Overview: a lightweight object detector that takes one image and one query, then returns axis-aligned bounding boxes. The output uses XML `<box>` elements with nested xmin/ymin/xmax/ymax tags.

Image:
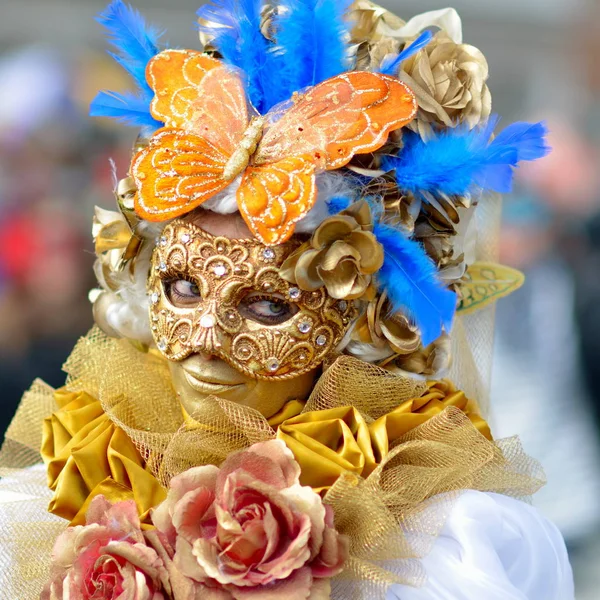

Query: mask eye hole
<box><xmin>238</xmin><ymin>293</ymin><xmax>298</xmax><ymax>325</ymax></box>
<box><xmin>164</xmin><ymin>278</ymin><xmax>201</xmax><ymax>308</ymax></box>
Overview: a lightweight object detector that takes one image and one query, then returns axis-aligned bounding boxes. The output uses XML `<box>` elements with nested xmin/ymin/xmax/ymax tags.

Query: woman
<box><xmin>0</xmin><ymin>1</ymin><xmax>574</xmax><ymax>598</ymax></box>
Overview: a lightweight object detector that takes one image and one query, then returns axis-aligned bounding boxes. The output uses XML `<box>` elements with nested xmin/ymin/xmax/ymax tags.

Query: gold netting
<box><xmin>68</xmin><ymin>330</ymin><xmax>544</xmax><ymax>596</ymax></box>
<box><xmin>0</xmin><ymin>327</ymin><xmax>544</xmax><ymax>599</ymax></box>
<box><xmin>0</xmin><ymin>380</ymin><xmax>65</xmax><ymax>598</ymax></box>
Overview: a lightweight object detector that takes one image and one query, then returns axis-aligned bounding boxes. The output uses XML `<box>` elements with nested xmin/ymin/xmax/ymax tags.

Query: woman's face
<box><xmin>159</xmin><ymin>211</ymin><xmax>321</xmax><ymax>419</ymax></box>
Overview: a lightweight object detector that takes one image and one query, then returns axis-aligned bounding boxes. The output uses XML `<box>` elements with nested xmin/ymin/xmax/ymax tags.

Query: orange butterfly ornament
<box><xmin>132</xmin><ymin>49</ymin><xmax>417</xmax><ymax>245</ymax></box>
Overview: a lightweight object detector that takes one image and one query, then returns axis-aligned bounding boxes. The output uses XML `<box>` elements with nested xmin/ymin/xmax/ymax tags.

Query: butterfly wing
<box><xmin>237</xmin><ymin>71</ymin><xmax>415</xmax><ymax>243</ymax></box>
<box><xmin>133</xmin><ymin>128</ymin><xmax>230</xmax><ymax>222</ymax></box>
<box><xmin>256</xmin><ymin>72</ymin><xmax>417</xmax><ymax>170</ymax></box>
<box><xmin>238</xmin><ymin>157</ymin><xmax>316</xmax><ymax>245</ymax></box>
<box><xmin>134</xmin><ymin>50</ymin><xmax>252</xmax><ymax>220</ymax></box>
<box><xmin>148</xmin><ymin>49</ymin><xmax>250</xmax><ymax>152</ymax></box>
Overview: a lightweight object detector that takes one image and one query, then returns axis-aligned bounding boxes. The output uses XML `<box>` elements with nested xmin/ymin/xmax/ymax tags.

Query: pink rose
<box><xmin>152</xmin><ymin>440</ymin><xmax>349</xmax><ymax>600</ymax></box>
<box><xmin>42</xmin><ymin>496</ymin><xmax>170</xmax><ymax>600</ymax></box>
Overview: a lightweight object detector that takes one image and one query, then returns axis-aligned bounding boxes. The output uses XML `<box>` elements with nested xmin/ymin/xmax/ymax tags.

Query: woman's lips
<box><xmin>183</xmin><ymin>371</ymin><xmax>245</xmax><ymax>395</ymax></box>
<box><xmin>181</xmin><ymin>357</ymin><xmax>247</xmax><ymax>394</ymax></box>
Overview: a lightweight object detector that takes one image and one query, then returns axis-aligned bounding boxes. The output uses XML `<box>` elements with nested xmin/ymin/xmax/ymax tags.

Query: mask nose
<box><xmin>191</xmin><ymin>308</ymin><xmax>225</xmax><ymax>356</ymax></box>
<box><xmin>196</xmin><ymin>351</ymin><xmax>216</xmax><ymax>362</ymax></box>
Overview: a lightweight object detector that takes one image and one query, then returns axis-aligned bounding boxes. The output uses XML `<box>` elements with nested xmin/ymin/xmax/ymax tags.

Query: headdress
<box><xmin>0</xmin><ymin>2</ymin><xmax>552</xmax><ymax>598</ymax></box>
<box><xmin>90</xmin><ymin>0</ymin><xmax>547</xmax><ymax>381</ymax></box>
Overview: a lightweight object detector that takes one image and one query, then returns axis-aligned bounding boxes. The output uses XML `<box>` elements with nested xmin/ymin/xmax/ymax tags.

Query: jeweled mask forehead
<box><xmin>148</xmin><ymin>220</ymin><xmax>357</xmax><ymax>379</ymax></box>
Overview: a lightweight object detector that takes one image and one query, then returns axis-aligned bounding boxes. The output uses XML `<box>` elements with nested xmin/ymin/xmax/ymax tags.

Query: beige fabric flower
<box><xmin>400</xmin><ymin>32</ymin><xmax>492</xmax><ymax>136</ymax></box>
<box><xmin>383</xmin><ymin>332</ymin><xmax>452</xmax><ymax>378</ymax></box>
<box><xmin>280</xmin><ymin>201</ymin><xmax>384</xmax><ymax>300</ymax></box>
<box><xmin>352</xmin><ymin>292</ymin><xmax>421</xmax><ymax>356</ymax></box>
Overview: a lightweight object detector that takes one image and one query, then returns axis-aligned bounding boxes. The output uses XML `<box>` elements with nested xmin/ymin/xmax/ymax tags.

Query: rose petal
<box><xmin>294</xmin><ymin>249</ymin><xmax>326</xmax><ymax>291</ymax></box>
<box><xmin>172</xmin><ymin>487</ymin><xmax>216</xmax><ymax>543</ymax></box>
<box><xmin>218</xmin><ymin>441</ymin><xmax>299</xmax><ymax>494</ymax></box>
<box><xmin>152</xmin><ymin>465</ymin><xmax>219</xmax><ymax>541</ymax></box>
<box><xmin>242</xmin><ymin>440</ymin><xmax>301</xmax><ymax>488</ymax></box>
<box><xmin>174</xmin><ymin>536</ymin><xmax>213</xmax><ymax>583</ymax></box>
<box><xmin>312</xmin><ymin>217</ymin><xmax>357</xmax><ymax>248</ymax></box>
<box><xmin>229</xmin><ymin>567</ymin><xmax>314</xmax><ymax>600</ymax></box>
<box><xmin>319</xmin><ymin>242</ymin><xmax>361</xmax><ymax>272</ymax></box>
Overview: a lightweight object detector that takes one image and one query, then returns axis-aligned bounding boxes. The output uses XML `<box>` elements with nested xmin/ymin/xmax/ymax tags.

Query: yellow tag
<box><xmin>457</xmin><ymin>262</ymin><xmax>525</xmax><ymax>315</ymax></box>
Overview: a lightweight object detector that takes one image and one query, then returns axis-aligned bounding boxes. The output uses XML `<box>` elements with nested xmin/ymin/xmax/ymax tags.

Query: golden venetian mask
<box><xmin>148</xmin><ymin>220</ymin><xmax>357</xmax><ymax>380</ymax></box>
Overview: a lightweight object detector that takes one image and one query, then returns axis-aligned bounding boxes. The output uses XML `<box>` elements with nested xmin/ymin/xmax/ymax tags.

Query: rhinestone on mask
<box><xmin>289</xmin><ymin>287</ymin><xmax>301</xmax><ymax>301</ymax></box>
<box><xmin>157</xmin><ymin>338</ymin><xmax>168</xmax><ymax>352</ymax></box>
<box><xmin>316</xmin><ymin>335</ymin><xmax>327</xmax><ymax>347</ymax></box>
<box><xmin>213</xmin><ymin>264</ymin><xmax>227</xmax><ymax>277</ymax></box>
<box><xmin>298</xmin><ymin>320</ymin><xmax>312</xmax><ymax>334</ymax></box>
<box><xmin>150</xmin><ymin>292</ymin><xmax>159</xmax><ymax>305</ymax></box>
<box><xmin>180</xmin><ymin>233</ymin><xmax>191</xmax><ymax>244</ymax></box>
<box><xmin>266</xmin><ymin>357</ymin><xmax>280</xmax><ymax>372</ymax></box>
<box><xmin>200</xmin><ymin>314</ymin><xmax>215</xmax><ymax>328</ymax></box>
<box><xmin>262</xmin><ymin>248</ymin><xmax>275</xmax><ymax>261</ymax></box>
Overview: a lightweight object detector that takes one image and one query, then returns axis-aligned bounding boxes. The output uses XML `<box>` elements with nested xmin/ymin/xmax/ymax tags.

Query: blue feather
<box><xmin>327</xmin><ymin>195</ymin><xmax>352</xmax><ymax>215</ymax></box>
<box><xmin>374</xmin><ymin>223</ymin><xmax>456</xmax><ymax>346</ymax></box>
<box><xmin>90</xmin><ymin>0</ymin><xmax>163</xmax><ymax>129</ymax></box>
<box><xmin>380</xmin><ymin>30</ymin><xmax>433</xmax><ymax>75</ymax></box>
<box><xmin>271</xmin><ymin>0</ymin><xmax>353</xmax><ymax>105</ymax></box>
<box><xmin>382</xmin><ymin>117</ymin><xmax>550</xmax><ymax>197</ymax></box>
<box><xmin>97</xmin><ymin>0</ymin><xmax>162</xmax><ymax>92</ymax></box>
<box><xmin>90</xmin><ymin>91</ymin><xmax>161</xmax><ymax>130</ymax></box>
<box><xmin>197</xmin><ymin>0</ymin><xmax>277</xmax><ymax>113</ymax></box>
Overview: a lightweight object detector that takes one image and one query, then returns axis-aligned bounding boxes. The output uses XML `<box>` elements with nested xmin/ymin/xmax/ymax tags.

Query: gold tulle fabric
<box><xmin>277</xmin><ymin>380</ymin><xmax>491</xmax><ymax>494</ymax></box>
<box><xmin>0</xmin><ymin>328</ymin><xmax>544</xmax><ymax>598</ymax></box>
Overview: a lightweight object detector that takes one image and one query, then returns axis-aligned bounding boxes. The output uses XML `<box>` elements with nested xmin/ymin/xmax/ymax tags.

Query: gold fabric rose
<box><xmin>369</xmin><ymin>379</ymin><xmax>492</xmax><ymax>463</ymax></box>
<box><xmin>280</xmin><ymin>200</ymin><xmax>384</xmax><ymax>300</ymax></box>
<box><xmin>352</xmin><ymin>292</ymin><xmax>422</xmax><ymax>355</ymax></box>
<box><xmin>41</xmin><ymin>388</ymin><xmax>166</xmax><ymax>526</ymax></box>
<box><xmin>277</xmin><ymin>406</ymin><xmax>378</xmax><ymax>493</ymax></box>
<box><xmin>278</xmin><ymin>381</ymin><xmax>490</xmax><ymax>493</ymax></box>
<box><xmin>383</xmin><ymin>332</ymin><xmax>452</xmax><ymax>378</ymax></box>
<box><xmin>400</xmin><ymin>32</ymin><xmax>491</xmax><ymax>136</ymax></box>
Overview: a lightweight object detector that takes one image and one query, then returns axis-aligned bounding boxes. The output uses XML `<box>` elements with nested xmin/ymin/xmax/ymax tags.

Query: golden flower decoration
<box><xmin>352</xmin><ymin>292</ymin><xmax>421</xmax><ymax>355</ymax></box>
<box><xmin>280</xmin><ymin>200</ymin><xmax>384</xmax><ymax>300</ymax></box>
<box><xmin>92</xmin><ymin>177</ymin><xmax>143</xmax><ymax>287</ymax></box>
<box><xmin>350</xmin><ymin>0</ymin><xmax>406</xmax><ymax>71</ymax></box>
<box><xmin>91</xmin><ymin>177</ymin><xmax>147</xmax><ymax>339</ymax></box>
<box><xmin>41</xmin><ymin>388</ymin><xmax>166</xmax><ymax>526</ymax></box>
<box><xmin>400</xmin><ymin>31</ymin><xmax>491</xmax><ymax>136</ymax></box>
<box><xmin>382</xmin><ymin>332</ymin><xmax>452</xmax><ymax>378</ymax></box>
<box><xmin>277</xmin><ymin>379</ymin><xmax>491</xmax><ymax>493</ymax></box>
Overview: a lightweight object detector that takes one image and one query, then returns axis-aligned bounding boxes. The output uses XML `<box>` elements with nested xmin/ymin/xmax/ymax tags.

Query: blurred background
<box><xmin>0</xmin><ymin>0</ymin><xmax>599</xmax><ymax>596</ymax></box>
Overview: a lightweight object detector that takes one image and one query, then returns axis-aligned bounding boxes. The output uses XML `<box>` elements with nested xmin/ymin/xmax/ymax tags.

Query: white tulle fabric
<box><xmin>388</xmin><ymin>491</ymin><xmax>574</xmax><ymax>600</ymax></box>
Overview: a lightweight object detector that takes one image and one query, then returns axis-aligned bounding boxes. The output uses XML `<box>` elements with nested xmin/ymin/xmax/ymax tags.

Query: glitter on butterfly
<box><xmin>131</xmin><ymin>49</ymin><xmax>417</xmax><ymax>245</ymax></box>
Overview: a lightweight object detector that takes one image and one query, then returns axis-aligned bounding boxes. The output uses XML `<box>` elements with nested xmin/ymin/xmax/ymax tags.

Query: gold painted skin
<box><xmin>169</xmin><ymin>353</ymin><xmax>318</xmax><ymax>419</ymax></box>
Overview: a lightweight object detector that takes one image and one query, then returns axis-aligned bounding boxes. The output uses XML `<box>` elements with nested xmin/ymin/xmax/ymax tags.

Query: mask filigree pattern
<box><xmin>148</xmin><ymin>220</ymin><xmax>356</xmax><ymax>379</ymax></box>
